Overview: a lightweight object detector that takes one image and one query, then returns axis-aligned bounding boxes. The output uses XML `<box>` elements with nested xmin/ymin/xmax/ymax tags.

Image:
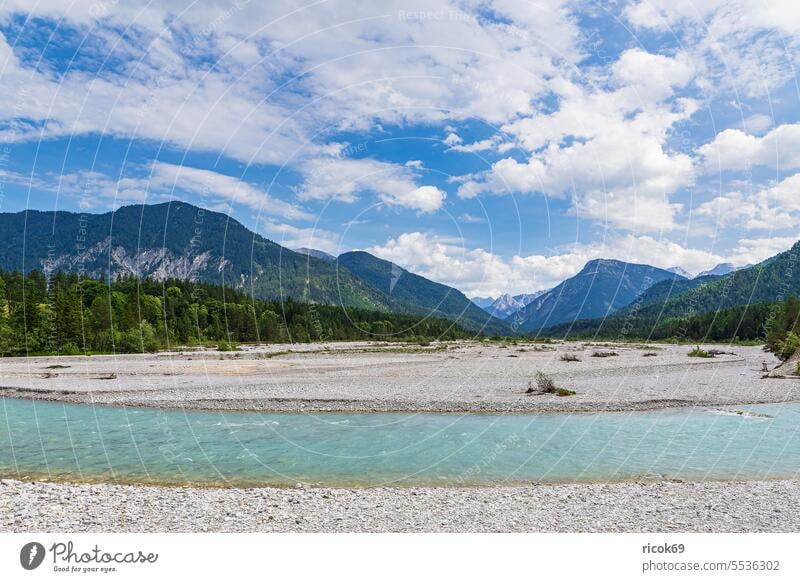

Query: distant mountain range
<box><xmin>472</xmin><ymin>291</ymin><xmax>548</xmax><ymax>318</ymax></box>
<box><xmin>1</xmin><ymin>201</ymin><xmax>795</xmax><ymax>340</ymax></box>
<box><xmin>512</xmin><ymin>259</ymin><xmax>681</xmax><ymax>333</ymax></box>
<box><xmin>631</xmin><ymin>243</ymin><xmax>799</xmax><ymax>319</ymax></box>
<box><xmin>668</xmin><ymin>266</ymin><xmax>692</xmax><ymax>278</ymax></box>
<box><xmin>540</xmin><ymin>243</ymin><xmax>800</xmax><ymax>338</ymax></box>
<box><xmin>614</xmin><ymin>274</ymin><xmax>722</xmax><ymax>316</ymax></box>
<box><xmin>695</xmin><ymin>262</ymin><xmax>738</xmax><ymax>278</ymax></box>
<box><xmin>0</xmin><ymin>202</ymin><xmax>507</xmax><ymax>334</ymax></box>
<box><xmin>337</xmin><ymin>251</ymin><xmax>508</xmax><ymax>335</ymax></box>
<box><xmin>294</xmin><ymin>247</ymin><xmax>336</xmax><ymax>262</ymax></box>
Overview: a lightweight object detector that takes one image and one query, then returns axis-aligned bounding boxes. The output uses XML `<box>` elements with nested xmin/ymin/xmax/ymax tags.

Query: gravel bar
<box><xmin>1</xmin><ymin>478</ymin><xmax>797</xmax><ymax>532</ymax></box>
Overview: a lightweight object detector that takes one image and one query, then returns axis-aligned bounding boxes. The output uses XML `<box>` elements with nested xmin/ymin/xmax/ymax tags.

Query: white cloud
<box><xmin>262</xmin><ymin>222</ymin><xmax>341</xmax><ymax>254</ymax></box>
<box><xmin>728</xmin><ymin>236</ymin><xmax>799</xmax><ymax>266</ymax></box>
<box><xmin>458</xmin><ymin>213</ymin><xmax>486</xmax><ymax>224</ymax></box>
<box><xmin>367</xmin><ymin>231</ymin><xmax>730</xmax><ymax>296</ymax></box>
<box><xmin>455</xmin><ymin>49</ymin><xmax>698</xmax><ymax>232</ymax></box>
<box><xmin>18</xmin><ymin>162</ymin><xmax>312</xmax><ymax>220</ymax></box>
<box><xmin>697</xmin><ymin>123</ymin><xmax>800</xmax><ymax>171</ymax></box>
<box><xmin>297</xmin><ymin>157</ymin><xmax>445</xmax><ymax>213</ymax></box>
<box><xmin>626</xmin><ymin>0</ymin><xmax>800</xmax><ymax>98</ymax></box>
<box><xmin>741</xmin><ymin>113</ymin><xmax>773</xmax><ymax>134</ymax></box>
<box><xmin>147</xmin><ymin>163</ymin><xmax>312</xmax><ymax>220</ymax></box>
<box><xmin>443</xmin><ymin>133</ymin><xmax>462</xmax><ymax>146</ymax></box>
<box><xmin>695</xmin><ymin>173</ymin><xmax>800</xmax><ymax>230</ymax></box>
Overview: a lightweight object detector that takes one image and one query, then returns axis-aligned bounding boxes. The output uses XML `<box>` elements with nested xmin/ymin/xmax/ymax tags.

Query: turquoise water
<box><xmin>1</xmin><ymin>398</ymin><xmax>799</xmax><ymax>487</ymax></box>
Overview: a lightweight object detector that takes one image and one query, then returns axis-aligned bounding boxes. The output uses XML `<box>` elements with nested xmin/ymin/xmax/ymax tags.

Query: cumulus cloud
<box><xmin>728</xmin><ymin>236</ymin><xmax>799</xmax><ymax>266</ymax></box>
<box><xmin>18</xmin><ymin>162</ymin><xmax>312</xmax><ymax>220</ymax></box>
<box><xmin>695</xmin><ymin>173</ymin><xmax>800</xmax><ymax>230</ymax></box>
<box><xmin>697</xmin><ymin>123</ymin><xmax>800</xmax><ymax>171</ymax></box>
<box><xmin>626</xmin><ymin>0</ymin><xmax>800</xmax><ymax>98</ymax></box>
<box><xmin>455</xmin><ymin>49</ymin><xmax>697</xmax><ymax>232</ymax></box>
<box><xmin>262</xmin><ymin>222</ymin><xmax>341</xmax><ymax>254</ymax></box>
<box><xmin>147</xmin><ymin>163</ymin><xmax>312</xmax><ymax>220</ymax></box>
<box><xmin>297</xmin><ymin>157</ymin><xmax>445</xmax><ymax>213</ymax></box>
<box><xmin>366</xmin><ymin>231</ymin><xmax>732</xmax><ymax>296</ymax></box>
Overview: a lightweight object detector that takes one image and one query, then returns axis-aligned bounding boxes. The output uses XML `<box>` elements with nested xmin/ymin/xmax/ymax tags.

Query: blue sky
<box><xmin>0</xmin><ymin>1</ymin><xmax>798</xmax><ymax>297</ymax></box>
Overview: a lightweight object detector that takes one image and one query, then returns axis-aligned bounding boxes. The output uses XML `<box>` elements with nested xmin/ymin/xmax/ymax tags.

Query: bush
<box><xmin>217</xmin><ymin>341</ymin><xmax>237</xmax><ymax>352</ymax></box>
<box><xmin>776</xmin><ymin>332</ymin><xmax>800</xmax><ymax>361</ymax></box>
<box><xmin>560</xmin><ymin>353</ymin><xmax>580</xmax><ymax>362</ymax></box>
<box><xmin>59</xmin><ymin>342</ymin><xmax>82</xmax><ymax>356</ymax></box>
<box><xmin>687</xmin><ymin>346</ymin><xmax>713</xmax><ymax>358</ymax></box>
<box><xmin>556</xmin><ymin>388</ymin><xmax>576</xmax><ymax>396</ymax></box>
<box><xmin>527</xmin><ymin>371</ymin><xmax>557</xmax><ymax>394</ymax></box>
<box><xmin>118</xmin><ymin>322</ymin><xmax>158</xmax><ymax>353</ymax></box>
<box><xmin>591</xmin><ymin>351</ymin><xmax>619</xmax><ymax>358</ymax></box>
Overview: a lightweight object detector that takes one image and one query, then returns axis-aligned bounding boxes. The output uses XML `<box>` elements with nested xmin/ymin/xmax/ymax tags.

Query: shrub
<box><xmin>591</xmin><ymin>351</ymin><xmax>619</xmax><ymax>358</ymax></box>
<box><xmin>59</xmin><ymin>342</ymin><xmax>82</xmax><ymax>356</ymax></box>
<box><xmin>687</xmin><ymin>346</ymin><xmax>713</xmax><ymax>358</ymax></box>
<box><xmin>556</xmin><ymin>388</ymin><xmax>576</xmax><ymax>397</ymax></box>
<box><xmin>560</xmin><ymin>353</ymin><xmax>580</xmax><ymax>362</ymax></box>
<box><xmin>776</xmin><ymin>332</ymin><xmax>800</xmax><ymax>361</ymax></box>
<box><xmin>118</xmin><ymin>322</ymin><xmax>159</xmax><ymax>353</ymax></box>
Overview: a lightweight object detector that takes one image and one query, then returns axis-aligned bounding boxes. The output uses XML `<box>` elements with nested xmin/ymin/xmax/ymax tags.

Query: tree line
<box><xmin>0</xmin><ymin>270</ymin><xmax>473</xmax><ymax>356</ymax></box>
<box><xmin>541</xmin><ymin>296</ymin><xmax>800</xmax><ymax>358</ymax></box>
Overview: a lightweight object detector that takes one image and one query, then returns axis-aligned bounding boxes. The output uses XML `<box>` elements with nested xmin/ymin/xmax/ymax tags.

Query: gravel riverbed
<box><xmin>1</xmin><ymin>341</ymin><xmax>797</xmax><ymax>413</ymax></box>
<box><xmin>1</xmin><ymin>478</ymin><xmax>797</xmax><ymax>533</ymax></box>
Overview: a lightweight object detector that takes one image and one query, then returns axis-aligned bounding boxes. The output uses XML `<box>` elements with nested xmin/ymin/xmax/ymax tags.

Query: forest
<box><xmin>0</xmin><ymin>270</ymin><xmax>473</xmax><ymax>356</ymax></box>
<box><xmin>542</xmin><ymin>296</ymin><xmax>800</xmax><ymax>359</ymax></box>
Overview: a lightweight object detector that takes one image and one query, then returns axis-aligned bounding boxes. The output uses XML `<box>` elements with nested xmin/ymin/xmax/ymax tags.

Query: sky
<box><xmin>0</xmin><ymin>0</ymin><xmax>798</xmax><ymax>298</ymax></box>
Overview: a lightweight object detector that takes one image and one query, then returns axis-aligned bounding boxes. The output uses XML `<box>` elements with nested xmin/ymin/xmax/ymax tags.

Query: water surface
<box><xmin>1</xmin><ymin>398</ymin><xmax>799</xmax><ymax>486</ymax></box>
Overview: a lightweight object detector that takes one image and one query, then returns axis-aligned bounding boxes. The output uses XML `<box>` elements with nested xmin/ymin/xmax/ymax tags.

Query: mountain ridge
<box><xmin>513</xmin><ymin>258</ymin><xmax>682</xmax><ymax>332</ymax></box>
<box><xmin>337</xmin><ymin>251</ymin><xmax>509</xmax><ymax>335</ymax></box>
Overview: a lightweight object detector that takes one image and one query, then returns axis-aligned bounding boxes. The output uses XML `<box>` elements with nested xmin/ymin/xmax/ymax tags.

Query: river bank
<box><xmin>1</xmin><ymin>478</ymin><xmax>797</xmax><ymax>532</ymax></box>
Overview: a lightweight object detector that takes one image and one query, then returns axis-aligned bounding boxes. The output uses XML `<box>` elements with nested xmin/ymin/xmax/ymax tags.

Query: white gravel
<box><xmin>1</xmin><ymin>478</ymin><xmax>797</xmax><ymax>532</ymax></box>
<box><xmin>1</xmin><ymin>341</ymin><xmax>797</xmax><ymax>413</ymax></box>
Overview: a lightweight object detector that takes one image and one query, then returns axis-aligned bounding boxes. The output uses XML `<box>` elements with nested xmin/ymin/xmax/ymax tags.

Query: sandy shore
<box><xmin>1</xmin><ymin>478</ymin><xmax>797</xmax><ymax>532</ymax></box>
<box><xmin>1</xmin><ymin>341</ymin><xmax>797</xmax><ymax>413</ymax></box>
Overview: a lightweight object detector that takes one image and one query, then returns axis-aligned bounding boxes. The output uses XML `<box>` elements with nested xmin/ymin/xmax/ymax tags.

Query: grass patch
<box><xmin>591</xmin><ymin>351</ymin><xmax>619</xmax><ymax>358</ymax></box>
<box><xmin>687</xmin><ymin>346</ymin><xmax>714</xmax><ymax>358</ymax></box>
<box><xmin>560</xmin><ymin>353</ymin><xmax>580</xmax><ymax>362</ymax></box>
<box><xmin>526</xmin><ymin>371</ymin><xmax>575</xmax><ymax>396</ymax></box>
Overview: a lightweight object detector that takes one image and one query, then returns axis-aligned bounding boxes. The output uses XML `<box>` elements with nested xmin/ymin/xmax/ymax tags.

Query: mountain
<box><xmin>513</xmin><ymin>259</ymin><xmax>682</xmax><ymax>333</ymax></box>
<box><xmin>336</xmin><ymin>251</ymin><xmax>509</xmax><ymax>334</ymax></box>
<box><xmin>513</xmin><ymin>291</ymin><xmax>549</xmax><ymax>309</ymax></box>
<box><xmin>472</xmin><ymin>291</ymin><xmax>549</xmax><ymax>318</ymax></box>
<box><xmin>615</xmin><ymin>274</ymin><xmax>721</xmax><ymax>315</ymax></box>
<box><xmin>696</xmin><ymin>262</ymin><xmax>737</xmax><ymax>278</ymax></box>
<box><xmin>478</xmin><ymin>290</ymin><xmax>549</xmax><ymax>318</ymax></box>
<box><xmin>634</xmin><ymin>241</ymin><xmax>800</xmax><ymax>319</ymax></box>
<box><xmin>471</xmin><ymin>296</ymin><xmax>496</xmax><ymax>309</ymax></box>
<box><xmin>668</xmin><ymin>266</ymin><xmax>691</xmax><ymax>278</ymax></box>
<box><xmin>294</xmin><ymin>247</ymin><xmax>336</xmax><ymax>262</ymax></box>
<box><xmin>486</xmin><ymin>294</ymin><xmax>523</xmax><ymax>318</ymax></box>
<box><xmin>0</xmin><ymin>202</ymin><xmax>392</xmax><ymax>312</ymax></box>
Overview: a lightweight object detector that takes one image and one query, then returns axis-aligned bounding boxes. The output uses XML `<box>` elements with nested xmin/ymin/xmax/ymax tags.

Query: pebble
<box><xmin>1</xmin><ymin>479</ymin><xmax>797</xmax><ymax>533</ymax></box>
